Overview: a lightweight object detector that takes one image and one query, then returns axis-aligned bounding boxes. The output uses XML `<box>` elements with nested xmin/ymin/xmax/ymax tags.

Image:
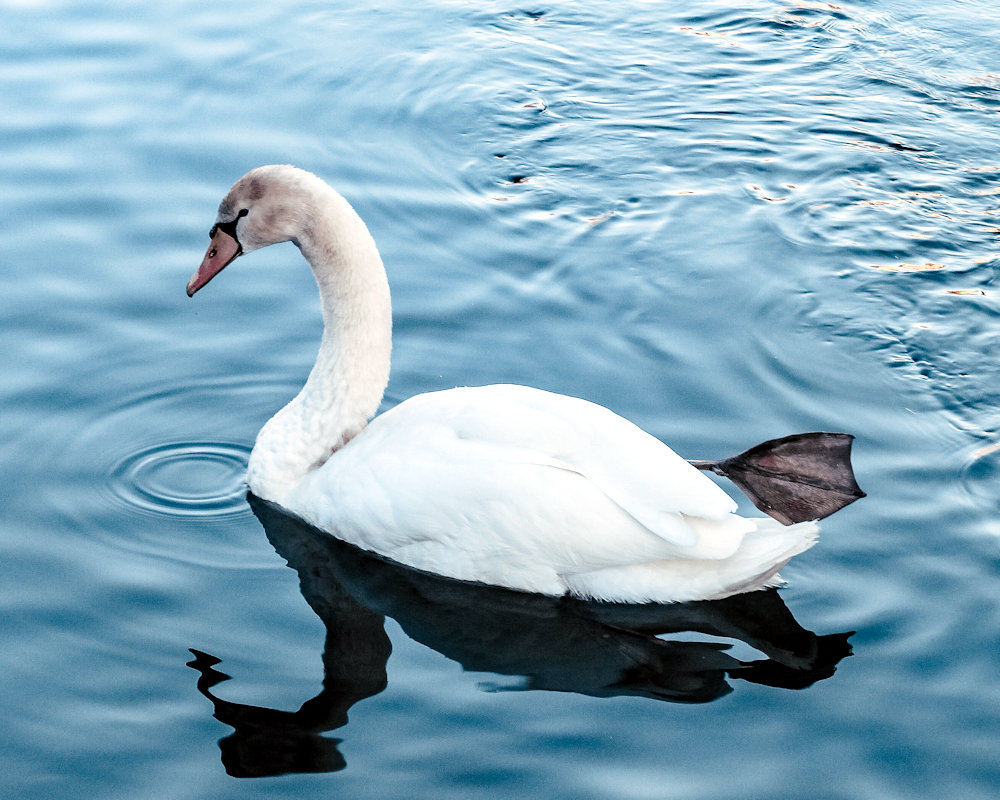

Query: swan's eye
<box><xmin>212</xmin><ymin>208</ymin><xmax>250</xmax><ymax>242</ymax></box>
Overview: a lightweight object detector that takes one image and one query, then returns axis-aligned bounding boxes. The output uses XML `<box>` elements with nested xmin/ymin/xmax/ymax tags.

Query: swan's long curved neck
<box><xmin>247</xmin><ymin>185</ymin><xmax>392</xmax><ymax>503</ymax></box>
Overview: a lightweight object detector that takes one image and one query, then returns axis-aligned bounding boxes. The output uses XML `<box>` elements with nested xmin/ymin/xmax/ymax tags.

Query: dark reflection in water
<box><xmin>188</xmin><ymin>495</ymin><xmax>853</xmax><ymax>778</ymax></box>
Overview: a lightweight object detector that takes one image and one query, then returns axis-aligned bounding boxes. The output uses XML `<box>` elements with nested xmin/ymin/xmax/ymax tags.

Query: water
<box><xmin>2</xmin><ymin>0</ymin><xmax>999</xmax><ymax>796</ymax></box>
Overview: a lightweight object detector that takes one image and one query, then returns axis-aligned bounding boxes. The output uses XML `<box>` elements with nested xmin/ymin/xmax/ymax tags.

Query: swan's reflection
<box><xmin>188</xmin><ymin>494</ymin><xmax>853</xmax><ymax>778</ymax></box>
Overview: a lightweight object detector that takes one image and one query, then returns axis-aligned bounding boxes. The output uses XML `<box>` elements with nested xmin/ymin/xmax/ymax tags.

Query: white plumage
<box><xmin>189</xmin><ymin>165</ymin><xmax>819</xmax><ymax>603</ymax></box>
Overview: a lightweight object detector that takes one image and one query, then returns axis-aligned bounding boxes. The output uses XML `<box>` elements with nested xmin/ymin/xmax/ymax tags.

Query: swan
<box><xmin>187</xmin><ymin>164</ymin><xmax>832</xmax><ymax>603</ymax></box>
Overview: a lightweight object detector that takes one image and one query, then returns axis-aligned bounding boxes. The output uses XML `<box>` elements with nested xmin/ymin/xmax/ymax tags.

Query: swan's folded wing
<box><xmin>430</xmin><ymin>385</ymin><xmax>745</xmax><ymax>550</ymax></box>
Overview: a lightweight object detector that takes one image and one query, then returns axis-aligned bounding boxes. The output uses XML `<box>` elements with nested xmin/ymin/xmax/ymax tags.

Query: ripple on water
<box><xmin>108</xmin><ymin>440</ymin><xmax>251</xmax><ymax>520</ymax></box>
<box><xmin>26</xmin><ymin>375</ymin><xmax>299</xmax><ymax>569</ymax></box>
<box><xmin>960</xmin><ymin>441</ymin><xmax>1000</xmax><ymax>509</ymax></box>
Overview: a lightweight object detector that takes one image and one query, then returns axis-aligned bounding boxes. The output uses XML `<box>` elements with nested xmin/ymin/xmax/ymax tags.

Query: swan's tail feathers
<box><xmin>707</xmin><ymin>517</ymin><xmax>819</xmax><ymax>598</ymax></box>
<box><xmin>564</xmin><ymin>518</ymin><xmax>819</xmax><ymax>604</ymax></box>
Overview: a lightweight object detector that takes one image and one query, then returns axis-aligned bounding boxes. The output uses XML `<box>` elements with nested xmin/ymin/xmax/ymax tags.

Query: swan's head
<box><xmin>187</xmin><ymin>165</ymin><xmax>321</xmax><ymax>297</ymax></box>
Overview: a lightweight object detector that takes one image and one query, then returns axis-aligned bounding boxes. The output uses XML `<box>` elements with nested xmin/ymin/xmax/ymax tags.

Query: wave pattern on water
<box><xmin>3</xmin><ymin>1</ymin><xmax>1000</xmax><ymax>798</ymax></box>
<box><xmin>426</xmin><ymin>0</ymin><xmax>1000</xmax><ymax>504</ymax></box>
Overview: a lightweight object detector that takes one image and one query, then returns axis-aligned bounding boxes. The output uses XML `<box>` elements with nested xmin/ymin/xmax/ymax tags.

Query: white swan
<box><xmin>188</xmin><ymin>165</ymin><xmax>821</xmax><ymax>603</ymax></box>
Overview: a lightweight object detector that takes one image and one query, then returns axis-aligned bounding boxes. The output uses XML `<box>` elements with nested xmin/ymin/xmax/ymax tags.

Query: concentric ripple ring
<box><xmin>109</xmin><ymin>441</ymin><xmax>251</xmax><ymax>520</ymax></box>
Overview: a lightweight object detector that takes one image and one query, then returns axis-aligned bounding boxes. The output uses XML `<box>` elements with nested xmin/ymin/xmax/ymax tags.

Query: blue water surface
<box><xmin>2</xmin><ymin>0</ymin><xmax>1000</xmax><ymax>797</ymax></box>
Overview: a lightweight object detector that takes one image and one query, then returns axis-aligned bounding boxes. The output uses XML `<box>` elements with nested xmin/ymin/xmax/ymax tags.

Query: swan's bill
<box><xmin>187</xmin><ymin>228</ymin><xmax>241</xmax><ymax>297</ymax></box>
